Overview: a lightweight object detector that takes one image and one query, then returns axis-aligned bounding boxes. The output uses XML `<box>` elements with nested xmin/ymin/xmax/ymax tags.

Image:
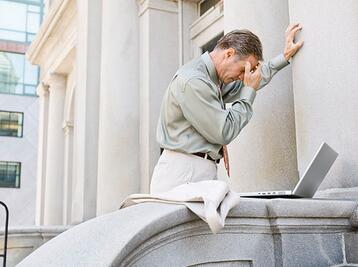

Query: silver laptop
<box><xmin>240</xmin><ymin>142</ymin><xmax>338</xmax><ymax>199</ymax></box>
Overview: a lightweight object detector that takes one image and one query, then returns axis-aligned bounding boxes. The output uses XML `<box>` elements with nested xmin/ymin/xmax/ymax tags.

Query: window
<box><xmin>0</xmin><ymin>0</ymin><xmax>44</xmax><ymax>43</ymax></box>
<box><xmin>201</xmin><ymin>32</ymin><xmax>224</xmax><ymax>54</ymax></box>
<box><xmin>199</xmin><ymin>0</ymin><xmax>221</xmax><ymax>16</ymax></box>
<box><xmin>0</xmin><ymin>161</ymin><xmax>21</xmax><ymax>188</ymax></box>
<box><xmin>0</xmin><ymin>110</ymin><xmax>24</xmax><ymax>137</ymax></box>
<box><xmin>190</xmin><ymin>0</ymin><xmax>223</xmax><ymax>58</ymax></box>
<box><xmin>0</xmin><ymin>51</ymin><xmax>39</xmax><ymax>95</ymax></box>
<box><xmin>0</xmin><ymin>0</ymin><xmax>44</xmax><ymax>96</ymax></box>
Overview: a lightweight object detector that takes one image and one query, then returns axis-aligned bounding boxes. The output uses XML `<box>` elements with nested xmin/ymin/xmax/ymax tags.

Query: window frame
<box><xmin>198</xmin><ymin>0</ymin><xmax>221</xmax><ymax>17</ymax></box>
<box><xmin>0</xmin><ymin>110</ymin><xmax>24</xmax><ymax>138</ymax></box>
<box><xmin>0</xmin><ymin>161</ymin><xmax>21</xmax><ymax>188</ymax></box>
<box><xmin>0</xmin><ymin>0</ymin><xmax>45</xmax><ymax>44</ymax></box>
<box><xmin>0</xmin><ymin>50</ymin><xmax>40</xmax><ymax>96</ymax></box>
<box><xmin>190</xmin><ymin>0</ymin><xmax>224</xmax><ymax>58</ymax></box>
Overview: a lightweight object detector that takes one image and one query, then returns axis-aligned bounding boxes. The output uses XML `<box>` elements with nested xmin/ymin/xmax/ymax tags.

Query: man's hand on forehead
<box><xmin>250</xmin><ymin>62</ymin><xmax>261</xmax><ymax>73</ymax></box>
<box><xmin>244</xmin><ymin>61</ymin><xmax>262</xmax><ymax>90</ymax></box>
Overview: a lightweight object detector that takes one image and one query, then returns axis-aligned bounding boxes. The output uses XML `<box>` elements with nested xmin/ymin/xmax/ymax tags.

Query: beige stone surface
<box><xmin>223</xmin><ymin>0</ymin><xmax>299</xmax><ymax>192</ymax></box>
<box><xmin>288</xmin><ymin>0</ymin><xmax>358</xmax><ymax>190</ymax></box>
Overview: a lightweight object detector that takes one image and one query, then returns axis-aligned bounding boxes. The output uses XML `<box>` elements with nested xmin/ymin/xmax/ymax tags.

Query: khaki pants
<box><xmin>150</xmin><ymin>149</ymin><xmax>218</xmax><ymax>194</ymax></box>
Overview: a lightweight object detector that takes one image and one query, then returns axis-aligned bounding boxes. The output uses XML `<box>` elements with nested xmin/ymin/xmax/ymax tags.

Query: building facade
<box><xmin>1</xmin><ymin>0</ymin><xmax>358</xmax><ymax>265</ymax></box>
<box><xmin>0</xmin><ymin>0</ymin><xmax>44</xmax><ymax>226</ymax></box>
<box><xmin>28</xmin><ymin>0</ymin><xmax>358</xmax><ymax>227</ymax></box>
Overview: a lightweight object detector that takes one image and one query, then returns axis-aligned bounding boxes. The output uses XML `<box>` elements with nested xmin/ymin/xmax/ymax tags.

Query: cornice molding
<box><xmin>62</xmin><ymin>120</ymin><xmax>74</xmax><ymax>134</ymax></box>
<box><xmin>43</xmin><ymin>73</ymin><xmax>67</xmax><ymax>89</ymax></box>
<box><xmin>36</xmin><ymin>82</ymin><xmax>49</xmax><ymax>97</ymax></box>
<box><xmin>26</xmin><ymin>0</ymin><xmax>74</xmax><ymax>65</ymax></box>
<box><xmin>138</xmin><ymin>0</ymin><xmax>178</xmax><ymax>17</ymax></box>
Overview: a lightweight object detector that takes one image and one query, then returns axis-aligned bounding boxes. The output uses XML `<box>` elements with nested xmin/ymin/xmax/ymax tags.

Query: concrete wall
<box><xmin>23</xmin><ymin>0</ymin><xmax>358</xmax><ymax>231</ymax></box>
<box><xmin>224</xmin><ymin>0</ymin><xmax>298</xmax><ymax>192</ymax></box>
<box><xmin>288</xmin><ymin>0</ymin><xmax>358</xmax><ymax>190</ymax></box>
<box><xmin>0</xmin><ymin>94</ymin><xmax>38</xmax><ymax>226</ymax></box>
<box><xmin>96</xmin><ymin>0</ymin><xmax>140</xmax><ymax>214</ymax></box>
<box><xmin>138</xmin><ymin>0</ymin><xmax>179</xmax><ymax>193</ymax></box>
<box><xmin>72</xmin><ymin>0</ymin><xmax>102</xmax><ymax>223</ymax></box>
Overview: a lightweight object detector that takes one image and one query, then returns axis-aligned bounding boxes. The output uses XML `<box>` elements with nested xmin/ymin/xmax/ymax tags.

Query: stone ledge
<box><xmin>0</xmin><ymin>225</ymin><xmax>69</xmax><ymax>236</ymax></box>
<box><xmin>316</xmin><ymin>187</ymin><xmax>358</xmax><ymax>201</ymax></box>
<box><xmin>350</xmin><ymin>206</ymin><xmax>358</xmax><ymax>228</ymax></box>
<box><xmin>17</xmin><ymin>198</ymin><xmax>358</xmax><ymax>267</ymax></box>
<box><xmin>0</xmin><ymin>226</ymin><xmax>69</xmax><ymax>267</ymax></box>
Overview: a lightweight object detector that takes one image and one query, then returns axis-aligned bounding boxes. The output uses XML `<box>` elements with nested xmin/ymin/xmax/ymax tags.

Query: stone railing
<box><xmin>0</xmin><ymin>226</ymin><xmax>68</xmax><ymax>267</ymax></box>
<box><xmin>16</xmin><ymin>198</ymin><xmax>358</xmax><ymax>267</ymax></box>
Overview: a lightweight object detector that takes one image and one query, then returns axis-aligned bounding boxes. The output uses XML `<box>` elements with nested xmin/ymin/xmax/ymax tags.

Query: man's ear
<box><xmin>225</xmin><ymin>48</ymin><xmax>236</xmax><ymax>59</ymax></box>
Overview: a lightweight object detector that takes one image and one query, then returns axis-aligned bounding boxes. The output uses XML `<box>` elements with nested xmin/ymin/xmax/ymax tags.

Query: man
<box><xmin>150</xmin><ymin>23</ymin><xmax>304</xmax><ymax>194</ymax></box>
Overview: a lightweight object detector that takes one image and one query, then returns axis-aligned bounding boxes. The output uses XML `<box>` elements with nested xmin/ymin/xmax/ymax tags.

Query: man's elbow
<box><xmin>210</xmin><ymin>129</ymin><xmax>238</xmax><ymax>146</ymax></box>
<box><xmin>204</xmin><ymin>131</ymin><xmax>230</xmax><ymax>146</ymax></box>
<box><xmin>220</xmin><ymin>120</ymin><xmax>248</xmax><ymax>145</ymax></box>
<box><xmin>221</xmin><ymin>130</ymin><xmax>240</xmax><ymax>145</ymax></box>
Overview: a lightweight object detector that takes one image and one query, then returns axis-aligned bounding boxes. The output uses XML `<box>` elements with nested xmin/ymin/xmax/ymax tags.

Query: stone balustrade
<box><xmin>15</xmin><ymin>198</ymin><xmax>358</xmax><ymax>267</ymax></box>
<box><xmin>0</xmin><ymin>226</ymin><xmax>68</xmax><ymax>267</ymax></box>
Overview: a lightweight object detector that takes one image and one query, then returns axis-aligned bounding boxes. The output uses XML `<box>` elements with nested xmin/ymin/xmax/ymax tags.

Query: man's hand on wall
<box><xmin>284</xmin><ymin>23</ymin><xmax>304</xmax><ymax>61</ymax></box>
<box><xmin>244</xmin><ymin>61</ymin><xmax>262</xmax><ymax>90</ymax></box>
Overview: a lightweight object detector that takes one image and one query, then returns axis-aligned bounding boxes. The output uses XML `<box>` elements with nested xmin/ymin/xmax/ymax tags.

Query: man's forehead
<box><xmin>248</xmin><ymin>56</ymin><xmax>259</xmax><ymax>65</ymax></box>
<box><xmin>242</xmin><ymin>55</ymin><xmax>259</xmax><ymax>71</ymax></box>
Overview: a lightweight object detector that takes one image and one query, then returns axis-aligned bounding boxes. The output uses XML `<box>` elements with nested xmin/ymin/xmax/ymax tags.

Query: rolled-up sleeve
<box><xmin>176</xmin><ymin>77</ymin><xmax>256</xmax><ymax>145</ymax></box>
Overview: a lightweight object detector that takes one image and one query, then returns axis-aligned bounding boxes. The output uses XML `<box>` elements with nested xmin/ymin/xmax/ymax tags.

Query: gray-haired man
<box><xmin>151</xmin><ymin>24</ymin><xmax>304</xmax><ymax>194</ymax></box>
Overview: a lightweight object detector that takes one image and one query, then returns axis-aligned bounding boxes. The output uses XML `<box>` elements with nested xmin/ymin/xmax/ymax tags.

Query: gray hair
<box><xmin>215</xmin><ymin>29</ymin><xmax>263</xmax><ymax>61</ymax></box>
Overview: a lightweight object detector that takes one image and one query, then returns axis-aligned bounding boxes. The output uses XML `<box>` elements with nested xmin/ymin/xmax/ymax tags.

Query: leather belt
<box><xmin>193</xmin><ymin>152</ymin><xmax>220</xmax><ymax>164</ymax></box>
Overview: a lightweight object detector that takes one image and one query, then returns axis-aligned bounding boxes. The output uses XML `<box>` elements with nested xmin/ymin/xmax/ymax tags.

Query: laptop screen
<box><xmin>292</xmin><ymin>142</ymin><xmax>338</xmax><ymax>198</ymax></box>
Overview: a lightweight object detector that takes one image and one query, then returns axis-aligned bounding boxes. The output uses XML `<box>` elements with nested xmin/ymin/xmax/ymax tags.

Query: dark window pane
<box><xmin>0</xmin><ymin>111</ymin><xmax>23</xmax><ymax>137</ymax></box>
<box><xmin>0</xmin><ymin>161</ymin><xmax>21</xmax><ymax>188</ymax></box>
<box><xmin>199</xmin><ymin>0</ymin><xmax>221</xmax><ymax>16</ymax></box>
<box><xmin>0</xmin><ymin>111</ymin><xmax>8</xmax><ymax>121</ymax></box>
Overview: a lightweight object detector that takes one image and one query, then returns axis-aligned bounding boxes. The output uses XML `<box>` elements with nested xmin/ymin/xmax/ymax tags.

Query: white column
<box><xmin>43</xmin><ymin>73</ymin><xmax>66</xmax><ymax>225</ymax></box>
<box><xmin>44</xmin><ymin>0</ymin><xmax>51</xmax><ymax>14</ymax></box>
<box><xmin>96</xmin><ymin>0</ymin><xmax>140</xmax><ymax>214</ymax></box>
<box><xmin>288</xmin><ymin>0</ymin><xmax>358</xmax><ymax>194</ymax></box>
<box><xmin>224</xmin><ymin>0</ymin><xmax>298</xmax><ymax>192</ymax></box>
<box><xmin>178</xmin><ymin>0</ymin><xmax>197</xmax><ymax>65</ymax></box>
<box><xmin>71</xmin><ymin>0</ymin><xmax>102</xmax><ymax>224</ymax></box>
<box><xmin>35</xmin><ymin>82</ymin><xmax>49</xmax><ymax>225</ymax></box>
<box><xmin>62</xmin><ymin>68</ymin><xmax>75</xmax><ymax>225</ymax></box>
<box><xmin>138</xmin><ymin>0</ymin><xmax>179</xmax><ymax>193</ymax></box>
<box><xmin>62</xmin><ymin>121</ymin><xmax>73</xmax><ymax>225</ymax></box>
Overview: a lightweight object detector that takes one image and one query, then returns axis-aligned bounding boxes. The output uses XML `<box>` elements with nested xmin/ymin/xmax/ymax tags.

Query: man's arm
<box><xmin>222</xmin><ymin>54</ymin><xmax>289</xmax><ymax>103</ymax></box>
<box><xmin>222</xmin><ymin>23</ymin><xmax>304</xmax><ymax>103</ymax></box>
<box><xmin>176</xmin><ymin>77</ymin><xmax>256</xmax><ymax>145</ymax></box>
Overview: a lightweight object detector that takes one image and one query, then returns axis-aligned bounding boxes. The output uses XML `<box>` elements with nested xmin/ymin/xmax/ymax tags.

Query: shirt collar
<box><xmin>201</xmin><ymin>51</ymin><xmax>220</xmax><ymax>86</ymax></box>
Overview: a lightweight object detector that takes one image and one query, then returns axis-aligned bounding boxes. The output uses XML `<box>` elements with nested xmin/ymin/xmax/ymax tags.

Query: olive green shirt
<box><xmin>156</xmin><ymin>52</ymin><xmax>289</xmax><ymax>160</ymax></box>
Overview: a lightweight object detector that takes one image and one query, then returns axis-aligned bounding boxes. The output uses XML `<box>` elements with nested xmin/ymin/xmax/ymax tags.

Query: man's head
<box><xmin>210</xmin><ymin>29</ymin><xmax>263</xmax><ymax>84</ymax></box>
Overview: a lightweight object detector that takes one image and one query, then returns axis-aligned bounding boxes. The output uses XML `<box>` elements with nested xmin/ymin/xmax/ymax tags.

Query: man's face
<box><xmin>219</xmin><ymin>49</ymin><xmax>259</xmax><ymax>84</ymax></box>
